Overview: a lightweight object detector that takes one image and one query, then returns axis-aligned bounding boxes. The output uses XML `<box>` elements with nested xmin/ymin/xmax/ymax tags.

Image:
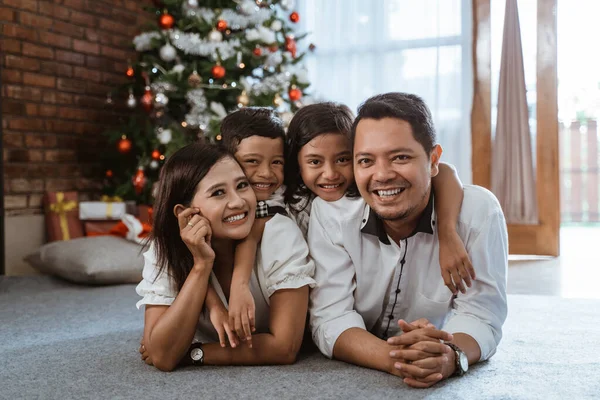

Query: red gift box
<box><xmin>138</xmin><ymin>205</ymin><xmax>153</xmax><ymax>225</ymax></box>
<box><xmin>43</xmin><ymin>191</ymin><xmax>85</xmax><ymax>242</ymax></box>
<box><xmin>84</xmin><ymin>221</ymin><xmax>121</xmax><ymax>237</ymax></box>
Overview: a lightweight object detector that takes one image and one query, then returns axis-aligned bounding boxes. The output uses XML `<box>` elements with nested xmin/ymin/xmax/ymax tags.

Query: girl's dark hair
<box><xmin>151</xmin><ymin>142</ymin><xmax>233</xmax><ymax>292</ymax></box>
<box><xmin>284</xmin><ymin>102</ymin><xmax>358</xmax><ymax>208</ymax></box>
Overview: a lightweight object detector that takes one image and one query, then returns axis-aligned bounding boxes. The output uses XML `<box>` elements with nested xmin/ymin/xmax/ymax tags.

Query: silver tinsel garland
<box><xmin>218</xmin><ymin>8</ymin><xmax>271</xmax><ymax>30</ymax></box>
<box><xmin>169</xmin><ymin>30</ymin><xmax>240</xmax><ymax>60</ymax></box>
<box><xmin>247</xmin><ymin>72</ymin><xmax>291</xmax><ymax>96</ymax></box>
<box><xmin>133</xmin><ymin>32</ymin><xmax>161</xmax><ymax>52</ymax></box>
<box><xmin>184</xmin><ymin>88</ymin><xmax>211</xmax><ymax>128</ymax></box>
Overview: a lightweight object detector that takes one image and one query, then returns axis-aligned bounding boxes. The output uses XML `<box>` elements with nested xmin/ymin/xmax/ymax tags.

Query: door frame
<box><xmin>471</xmin><ymin>0</ymin><xmax>560</xmax><ymax>256</ymax></box>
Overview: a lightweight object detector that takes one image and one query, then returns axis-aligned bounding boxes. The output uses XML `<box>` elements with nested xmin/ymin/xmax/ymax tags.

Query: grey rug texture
<box><xmin>1</xmin><ymin>276</ymin><xmax>598</xmax><ymax>400</ymax></box>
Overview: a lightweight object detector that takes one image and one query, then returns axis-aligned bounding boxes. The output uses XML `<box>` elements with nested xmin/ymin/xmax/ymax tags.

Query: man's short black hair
<box><xmin>351</xmin><ymin>92</ymin><xmax>436</xmax><ymax>154</ymax></box>
<box><xmin>219</xmin><ymin>107</ymin><xmax>285</xmax><ymax>154</ymax></box>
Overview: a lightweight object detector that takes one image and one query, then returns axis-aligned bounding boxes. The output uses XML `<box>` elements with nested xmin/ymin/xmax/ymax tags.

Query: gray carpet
<box><xmin>1</xmin><ymin>276</ymin><xmax>598</xmax><ymax>400</ymax></box>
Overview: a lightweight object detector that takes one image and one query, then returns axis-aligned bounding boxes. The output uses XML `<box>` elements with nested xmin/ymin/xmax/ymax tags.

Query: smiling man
<box><xmin>307</xmin><ymin>92</ymin><xmax>508</xmax><ymax>388</ymax></box>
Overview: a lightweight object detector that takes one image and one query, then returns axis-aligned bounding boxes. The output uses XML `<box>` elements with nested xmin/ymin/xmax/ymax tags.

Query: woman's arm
<box><xmin>143</xmin><ymin>263</ymin><xmax>212</xmax><ymax>371</ymax></box>
<box><xmin>202</xmin><ymin>286</ymin><xmax>309</xmax><ymax>365</ymax></box>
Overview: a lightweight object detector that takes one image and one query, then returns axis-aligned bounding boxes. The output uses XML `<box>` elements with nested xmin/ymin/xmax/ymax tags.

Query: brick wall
<box><xmin>1</xmin><ymin>0</ymin><xmax>151</xmax><ymax>215</ymax></box>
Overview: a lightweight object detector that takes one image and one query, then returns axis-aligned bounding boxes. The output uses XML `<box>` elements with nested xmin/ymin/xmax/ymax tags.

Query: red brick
<box><xmin>4</xmin><ymin>85</ymin><xmax>42</xmax><ymax>101</ymax></box>
<box><xmin>6</xmin><ymin>149</ymin><xmax>37</xmax><ymax>162</ymax></box>
<box><xmin>43</xmin><ymin>92</ymin><xmax>74</xmax><ymax>105</ymax></box>
<box><xmin>2</xmin><ymin>69</ymin><xmax>22</xmax><ymax>84</ymax></box>
<box><xmin>29</xmin><ymin>150</ymin><xmax>45</xmax><ymax>162</ymax></box>
<box><xmin>10</xmin><ymin>178</ymin><xmax>44</xmax><ymax>193</ymax></box>
<box><xmin>39</xmin><ymin>105</ymin><xmax>59</xmax><ymax>117</ymax></box>
<box><xmin>5</xmin><ymin>55</ymin><xmax>40</xmax><ymax>71</ymax></box>
<box><xmin>39</xmin><ymin>32</ymin><xmax>72</xmax><ymax>49</ymax></box>
<box><xmin>86</xmin><ymin>55</ymin><xmax>113</xmax><ymax>70</ymax></box>
<box><xmin>58</xmin><ymin>107</ymin><xmax>89</xmax><ymax>121</ymax></box>
<box><xmin>74</xmin><ymin>95</ymin><xmax>105</xmax><ymax>108</ymax></box>
<box><xmin>23</xmin><ymin>43</ymin><xmax>54</xmax><ymax>60</ymax></box>
<box><xmin>23</xmin><ymin>72</ymin><xmax>56</xmax><ymax>88</ymax></box>
<box><xmin>73</xmin><ymin>39</ymin><xmax>100</xmax><ymax>55</ymax></box>
<box><xmin>3</xmin><ymin>133</ymin><xmax>23</xmax><ymax>147</ymax></box>
<box><xmin>45</xmin><ymin>178</ymin><xmax>76</xmax><ymax>192</ymax></box>
<box><xmin>110</xmin><ymin>9</ymin><xmax>137</xmax><ymax>26</ymax></box>
<box><xmin>40</xmin><ymin>61</ymin><xmax>73</xmax><ymax>77</ymax></box>
<box><xmin>84</xmin><ymin>28</ymin><xmax>99</xmax><ymax>42</ymax></box>
<box><xmin>39</xmin><ymin>2</ymin><xmax>71</xmax><ymax>20</ymax></box>
<box><xmin>20</xmin><ymin>12</ymin><xmax>53</xmax><ymax>29</ymax></box>
<box><xmin>45</xmin><ymin>150</ymin><xmax>77</xmax><ymax>163</ymax></box>
<box><xmin>74</xmin><ymin>66</ymin><xmax>102</xmax><ymax>82</ymax></box>
<box><xmin>124</xmin><ymin>1</ymin><xmax>141</xmax><ymax>12</ymax></box>
<box><xmin>70</xmin><ymin>10</ymin><xmax>97</xmax><ymax>27</ymax></box>
<box><xmin>2</xmin><ymin>24</ymin><xmax>38</xmax><ymax>41</ymax></box>
<box><xmin>26</xmin><ymin>134</ymin><xmax>57</xmax><ymax>148</ymax></box>
<box><xmin>3</xmin><ymin>0</ymin><xmax>37</xmax><ymax>11</ymax></box>
<box><xmin>44</xmin><ymin>120</ymin><xmax>75</xmax><ymax>133</ymax></box>
<box><xmin>56</xmin><ymin>50</ymin><xmax>85</xmax><ymax>65</ymax></box>
<box><xmin>25</xmin><ymin>103</ymin><xmax>39</xmax><ymax>115</ymax></box>
<box><xmin>2</xmin><ymin>100</ymin><xmax>26</xmax><ymax>115</ymax></box>
<box><xmin>99</xmin><ymin>18</ymin><xmax>130</xmax><ymax>35</ymax></box>
<box><xmin>0</xmin><ymin>7</ymin><xmax>15</xmax><ymax>22</ymax></box>
<box><xmin>87</xmin><ymin>2</ymin><xmax>113</xmax><ymax>16</ymax></box>
<box><xmin>57</xmin><ymin>78</ymin><xmax>86</xmax><ymax>93</ymax></box>
<box><xmin>8</xmin><ymin>119</ymin><xmax>45</xmax><ymax>131</ymax></box>
<box><xmin>2</xmin><ymin>39</ymin><xmax>21</xmax><ymax>54</ymax></box>
<box><xmin>100</xmin><ymin>45</ymin><xmax>129</xmax><ymax>61</ymax></box>
<box><xmin>52</xmin><ymin>20</ymin><xmax>85</xmax><ymax>38</ymax></box>
<box><xmin>63</xmin><ymin>0</ymin><xmax>85</xmax><ymax>10</ymax></box>
<box><xmin>4</xmin><ymin>195</ymin><xmax>28</xmax><ymax>210</ymax></box>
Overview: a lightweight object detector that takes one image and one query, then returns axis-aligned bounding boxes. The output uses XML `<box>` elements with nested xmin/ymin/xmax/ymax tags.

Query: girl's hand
<box><xmin>177</xmin><ymin>207</ymin><xmax>215</xmax><ymax>266</ymax></box>
<box><xmin>208</xmin><ymin>302</ymin><xmax>239</xmax><ymax>348</ymax></box>
<box><xmin>438</xmin><ymin>230</ymin><xmax>475</xmax><ymax>295</ymax></box>
<box><xmin>228</xmin><ymin>283</ymin><xmax>256</xmax><ymax>347</ymax></box>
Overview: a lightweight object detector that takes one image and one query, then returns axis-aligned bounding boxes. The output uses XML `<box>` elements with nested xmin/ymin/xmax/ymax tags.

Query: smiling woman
<box><xmin>135</xmin><ymin>142</ymin><xmax>316</xmax><ymax>371</ymax></box>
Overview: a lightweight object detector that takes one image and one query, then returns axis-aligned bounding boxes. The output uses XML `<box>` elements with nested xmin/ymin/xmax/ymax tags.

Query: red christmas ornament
<box><xmin>141</xmin><ymin>87</ymin><xmax>153</xmax><ymax>112</ymax></box>
<box><xmin>132</xmin><ymin>168</ymin><xmax>147</xmax><ymax>195</ymax></box>
<box><xmin>252</xmin><ymin>47</ymin><xmax>262</xmax><ymax>56</ymax></box>
<box><xmin>117</xmin><ymin>137</ymin><xmax>132</xmax><ymax>154</ymax></box>
<box><xmin>126</xmin><ymin>65</ymin><xmax>134</xmax><ymax>78</ymax></box>
<box><xmin>289</xmin><ymin>11</ymin><xmax>300</xmax><ymax>23</ymax></box>
<box><xmin>151</xmin><ymin>149</ymin><xmax>161</xmax><ymax>160</ymax></box>
<box><xmin>216</xmin><ymin>19</ymin><xmax>228</xmax><ymax>32</ymax></box>
<box><xmin>211</xmin><ymin>64</ymin><xmax>226</xmax><ymax>79</ymax></box>
<box><xmin>285</xmin><ymin>36</ymin><xmax>297</xmax><ymax>58</ymax></box>
<box><xmin>159</xmin><ymin>13</ymin><xmax>175</xmax><ymax>30</ymax></box>
<box><xmin>269</xmin><ymin>44</ymin><xmax>279</xmax><ymax>53</ymax></box>
<box><xmin>105</xmin><ymin>170</ymin><xmax>113</xmax><ymax>178</ymax></box>
<box><xmin>288</xmin><ymin>87</ymin><xmax>302</xmax><ymax>102</ymax></box>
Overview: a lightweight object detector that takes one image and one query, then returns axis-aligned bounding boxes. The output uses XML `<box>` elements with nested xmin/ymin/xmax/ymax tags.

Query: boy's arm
<box><xmin>230</xmin><ymin>217</ymin><xmax>268</xmax><ymax>345</ymax></box>
<box><xmin>205</xmin><ymin>283</ymin><xmax>239</xmax><ymax>348</ymax></box>
<box><xmin>431</xmin><ymin>163</ymin><xmax>475</xmax><ymax>294</ymax></box>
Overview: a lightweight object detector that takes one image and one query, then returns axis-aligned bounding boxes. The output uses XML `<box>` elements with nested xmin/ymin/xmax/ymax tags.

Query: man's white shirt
<box><xmin>308</xmin><ymin>185</ymin><xmax>508</xmax><ymax>360</ymax></box>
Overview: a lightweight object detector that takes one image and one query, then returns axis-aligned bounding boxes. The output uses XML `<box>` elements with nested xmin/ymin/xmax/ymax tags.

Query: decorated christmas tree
<box><xmin>102</xmin><ymin>0</ymin><xmax>311</xmax><ymax>205</ymax></box>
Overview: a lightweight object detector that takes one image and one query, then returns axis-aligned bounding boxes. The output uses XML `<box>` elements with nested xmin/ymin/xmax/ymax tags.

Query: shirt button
<box><xmin>258</xmin><ymin>201</ymin><xmax>265</xmax><ymax>206</ymax></box>
<box><xmin>388</xmin><ymin>314</ymin><xmax>394</xmax><ymax>320</ymax></box>
<box><xmin>395</xmin><ymin>289</ymin><xmax>401</xmax><ymax>294</ymax></box>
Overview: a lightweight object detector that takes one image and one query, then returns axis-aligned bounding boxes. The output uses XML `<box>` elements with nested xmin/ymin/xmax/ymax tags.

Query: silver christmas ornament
<box><xmin>126</xmin><ymin>92</ymin><xmax>137</xmax><ymax>108</ymax></box>
<box><xmin>187</xmin><ymin>0</ymin><xmax>199</xmax><ymax>7</ymax></box>
<box><xmin>154</xmin><ymin>91</ymin><xmax>169</xmax><ymax>109</ymax></box>
<box><xmin>270</xmin><ymin>20</ymin><xmax>282</xmax><ymax>31</ymax></box>
<box><xmin>159</xmin><ymin>43</ymin><xmax>177</xmax><ymax>62</ymax></box>
<box><xmin>149</xmin><ymin>160</ymin><xmax>160</xmax><ymax>170</ymax></box>
<box><xmin>208</xmin><ymin>29</ymin><xmax>223</xmax><ymax>43</ymax></box>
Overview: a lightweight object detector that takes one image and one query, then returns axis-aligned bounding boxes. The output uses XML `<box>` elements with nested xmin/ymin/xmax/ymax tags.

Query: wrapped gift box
<box><xmin>43</xmin><ymin>191</ymin><xmax>85</xmax><ymax>242</ymax></box>
<box><xmin>83</xmin><ymin>221</ymin><xmax>121</xmax><ymax>237</ymax></box>
<box><xmin>137</xmin><ymin>205</ymin><xmax>153</xmax><ymax>225</ymax></box>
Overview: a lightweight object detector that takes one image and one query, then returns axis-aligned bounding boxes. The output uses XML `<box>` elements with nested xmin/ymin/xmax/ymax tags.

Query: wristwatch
<box><xmin>446</xmin><ymin>342</ymin><xmax>468</xmax><ymax>376</ymax></box>
<box><xmin>188</xmin><ymin>342</ymin><xmax>204</xmax><ymax>366</ymax></box>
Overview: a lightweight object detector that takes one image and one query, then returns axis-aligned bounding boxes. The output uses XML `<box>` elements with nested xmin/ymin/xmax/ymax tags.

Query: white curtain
<box><xmin>297</xmin><ymin>0</ymin><xmax>473</xmax><ymax>183</ymax></box>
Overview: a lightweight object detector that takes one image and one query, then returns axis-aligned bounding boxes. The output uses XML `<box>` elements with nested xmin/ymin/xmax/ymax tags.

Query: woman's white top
<box><xmin>135</xmin><ymin>214</ymin><xmax>316</xmax><ymax>343</ymax></box>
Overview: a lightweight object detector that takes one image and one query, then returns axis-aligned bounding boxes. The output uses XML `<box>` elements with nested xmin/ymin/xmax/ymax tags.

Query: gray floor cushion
<box><xmin>0</xmin><ymin>276</ymin><xmax>598</xmax><ymax>399</ymax></box>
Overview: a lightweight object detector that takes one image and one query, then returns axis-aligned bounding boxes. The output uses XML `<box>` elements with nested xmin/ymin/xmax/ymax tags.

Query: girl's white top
<box><xmin>135</xmin><ymin>213</ymin><xmax>316</xmax><ymax>343</ymax></box>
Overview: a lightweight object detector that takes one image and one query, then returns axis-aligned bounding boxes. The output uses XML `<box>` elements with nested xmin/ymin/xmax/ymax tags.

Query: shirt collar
<box><xmin>360</xmin><ymin>192</ymin><xmax>435</xmax><ymax>245</ymax></box>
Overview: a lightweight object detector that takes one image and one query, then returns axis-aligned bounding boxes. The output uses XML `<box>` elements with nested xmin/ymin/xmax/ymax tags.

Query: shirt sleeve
<box><xmin>260</xmin><ymin>214</ymin><xmax>316</xmax><ymax>297</ymax></box>
<box><xmin>308</xmin><ymin>202</ymin><xmax>366</xmax><ymax>359</ymax></box>
<box><xmin>442</xmin><ymin>210</ymin><xmax>509</xmax><ymax>361</ymax></box>
<box><xmin>135</xmin><ymin>243</ymin><xmax>177</xmax><ymax>309</ymax></box>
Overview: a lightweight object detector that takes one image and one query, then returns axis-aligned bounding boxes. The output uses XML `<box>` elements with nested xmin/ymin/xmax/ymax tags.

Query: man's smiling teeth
<box><xmin>376</xmin><ymin>188</ymin><xmax>404</xmax><ymax>197</ymax></box>
<box><xmin>224</xmin><ymin>213</ymin><xmax>246</xmax><ymax>222</ymax></box>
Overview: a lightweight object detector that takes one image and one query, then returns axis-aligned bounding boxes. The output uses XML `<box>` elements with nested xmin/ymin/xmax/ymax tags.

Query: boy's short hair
<box><xmin>219</xmin><ymin>107</ymin><xmax>285</xmax><ymax>154</ymax></box>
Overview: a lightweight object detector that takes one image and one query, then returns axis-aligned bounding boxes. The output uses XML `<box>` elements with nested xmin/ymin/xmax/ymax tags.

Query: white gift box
<box><xmin>79</xmin><ymin>201</ymin><xmax>128</xmax><ymax>220</ymax></box>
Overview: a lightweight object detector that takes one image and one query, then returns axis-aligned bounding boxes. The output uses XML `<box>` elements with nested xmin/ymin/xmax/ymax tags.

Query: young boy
<box><xmin>205</xmin><ymin>107</ymin><xmax>289</xmax><ymax>349</ymax></box>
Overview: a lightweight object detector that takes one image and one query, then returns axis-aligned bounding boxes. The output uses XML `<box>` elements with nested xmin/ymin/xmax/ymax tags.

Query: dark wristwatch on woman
<box><xmin>187</xmin><ymin>342</ymin><xmax>204</xmax><ymax>366</ymax></box>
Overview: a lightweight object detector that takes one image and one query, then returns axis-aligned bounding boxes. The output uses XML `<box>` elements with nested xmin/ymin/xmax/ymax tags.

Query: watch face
<box><xmin>190</xmin><ymin>347</ymin><xmax>204</xmax><ymax>361</ymax></box>
<box><xmin>459</xmin><ymin>353</ymin><xmax>469</xmax><ymax>372</ymax></box>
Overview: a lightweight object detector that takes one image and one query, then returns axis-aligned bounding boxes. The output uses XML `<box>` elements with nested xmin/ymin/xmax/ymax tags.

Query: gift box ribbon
<box><xmin>49</xmin><ymin>192</ymin><xmax>77</xmax><ymax>240</ymax></box>
<box><xmin>100</xmin><ymin>195</ymin><xmax>123</xmax><ymax>218</ymax></box>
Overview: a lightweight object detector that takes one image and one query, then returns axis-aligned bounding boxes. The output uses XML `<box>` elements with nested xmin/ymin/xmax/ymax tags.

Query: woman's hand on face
<box><xmin>177</xmin><ymin>207</ymin><xmax>216</xmax><ymax>266</ymax></box>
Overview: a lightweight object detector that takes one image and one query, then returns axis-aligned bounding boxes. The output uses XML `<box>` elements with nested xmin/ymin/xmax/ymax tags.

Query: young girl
<box><xmin>283</xmin><ymin>102</ymin><xmax>476</xmax><ymax>296</ymax></box>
